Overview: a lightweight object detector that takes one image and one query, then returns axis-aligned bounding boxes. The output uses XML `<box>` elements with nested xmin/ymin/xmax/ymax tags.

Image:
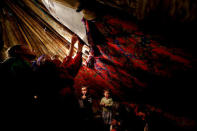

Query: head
<box><xmin>33</xmin><ymin>95</ymin><xmax>38</xmax><ymax>99</ymax></box>
<box><xmin>37</xmin><ymin>54</ymin><xmax>51</xmax><ymax>66</ymax></box>
<box><xmin>7</xmin><ymin>44</ymin><xmax>36</xmax><ymax>60</ymax></box>
<box><xmin>104</xmin><ymin>89</ymin><xmax>110</xmax><ymax>98</ymax></box>
<box><xmin>81</xmin><ymin>86</ymin><xmax>88</xmax><ymax>95</ymax></box>
<box><xmin>52</xmin><ymin>55</ymin><xmax>60</xmax><ymax>60</ymax></box>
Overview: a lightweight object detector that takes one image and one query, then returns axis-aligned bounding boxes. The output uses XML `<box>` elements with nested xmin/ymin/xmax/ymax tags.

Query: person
<box><xmin>60</xmin><ymin>34</ymin><xmax>84</xmax><ymax>77</ymax></box>
<box><xmin>100</xmin><ymin>89</ymin><xmax>113</xmax><ymax>126</ymax></box>
<box><xmin>32</xmin><ymin>34</ymin><xmax>84</xmax><ymax>105</ymax></box>
<box><xmin>51</xmin><ymin>54</ymin><xmax>62</xmax><ymax>67</ymax></box>
<box><xmin>32</xmin><ymin>54</ymin><xmax>52</xmax><ymax>71</ymax></box>
<box><xmin>78</xmin><ymin>86</ymin><xmax>93</xmax><ymax>131</ymax></box>
<box><xmin>78</xmin><ymin>86</ymin><xmax>93</xmax><ymax>120</ymax></box>
<box><xmin>32</xmin><ymin>53</ymin><xmax>59</xmax><ymax>104</ymax></box>
<box><xmin>56</xmin><ymin>34</ymin><xmax>85</xmax><ymax>129</ymax></box>
<box><xmin>58</xmin><ymin>34</ymin><xmax>84</xmax><ymax>101</ymax></box>
<box><xmin>0</xmin><ymin>44</ymin><xmax>36</xmax><ymax>105</ymax></box>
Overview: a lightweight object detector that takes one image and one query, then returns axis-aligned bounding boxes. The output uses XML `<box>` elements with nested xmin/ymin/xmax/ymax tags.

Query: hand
<box><xmin>101</xmin><ymin>103</ymin><xmax>105</xmax><ymax>106</ymax></box>
<box><xmin>77</xmin><ymin>39</ymin><xmax>84</xmax><ymax>53</ymax></box>
<box><xmin>82</xmin><ymin>95</ymin><xmax>86</xmax><ymax>99</ymax></box>
<box><xmin>71</xmin><ymin>34</ymin><xmax>78</xmax><ymax>45</ymax></box>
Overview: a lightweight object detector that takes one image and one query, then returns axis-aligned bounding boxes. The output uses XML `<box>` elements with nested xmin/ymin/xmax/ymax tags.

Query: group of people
<box><xmin>0</xmin><ymin>33</ymin><xmax>151</xmax><ymax>131</ymax></box>
<box><xmin>0</xmin><ymin>33</ymin><xmax>120</xmax><ymax>130</ymax></box>
<box><xmin>78</xmin><ymin>86</ymin><xmax>115</xmax><ymax>131</ymax></box>
<box><xmin>78</xmin><ymin>85</ymin><xmax>150</xmax><ymax>131</ymax></box>
<box><xmin>0</xmin><ymin>36</ymin><xmax>150</xmax><ymax>131</ymax></box>
<box><xmin>0</xmin><ymin>34</ymin><xmax>83</xmax><ymax>105</ymax></box>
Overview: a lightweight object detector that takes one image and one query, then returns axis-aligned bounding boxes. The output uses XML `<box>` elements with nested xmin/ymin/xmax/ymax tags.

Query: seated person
<box><xmin>0</xmin><ymin>44</ymin><xmax>36</xmax><ymax>104</ymax></box>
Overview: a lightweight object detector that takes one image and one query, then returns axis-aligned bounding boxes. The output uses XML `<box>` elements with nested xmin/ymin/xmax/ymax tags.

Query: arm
<box><xmin>68</xmin><ymin>34</ymin><xmax>78</xmax><ymax>57</ymax></box>
<box><xmin>105</xmin><ymin>98</ymin><xmax>113</xmax><ymax>107</ymax></box>
<box><xmin>62</xmin><ymin>35</ymin><xmax>82</xmax><ymax>68</ymax></box>
<box><xmin>61</xmin><ymin>35</ymin><xmax>84</xmax><ymax>78</ymax></box>
<box><xmin>77</xmin><ymin>38</ymin><xmax>83</xmax><ymax>53</ymax></box>
<box><xmin>87</xmin><ymin>96</ymin><xmax>92</xmax><ymax>104</ymax></box>
<box><xmin>67</xmin><ymin>38</ymin><xmax>84</xmax><ymax>77</ymax></box>
<box><xmin>70</xmin><ymin>38</ymin><xmax>83</xmax><ymax>66</ymax></box>
<box><xmin>100</xmin><ymin>98</ymin><xmax>105</xmax><ymax>106</ymax></box>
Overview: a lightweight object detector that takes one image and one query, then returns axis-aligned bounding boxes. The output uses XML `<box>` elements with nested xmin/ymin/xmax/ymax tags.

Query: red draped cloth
<box><xmin>74</xmin><ymin>14</ymin><xmax>193</xmax><ymax>100</ymax></box>
<box><xmin>58</xmin><ymin>52</ymin><xmax>82</xmax><ymax>96</ymax></box>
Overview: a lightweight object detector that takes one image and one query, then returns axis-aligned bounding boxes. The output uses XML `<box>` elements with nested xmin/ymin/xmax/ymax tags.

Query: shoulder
<box><xmin>2</xmin><ymin>57</ymin><xmax>17</xmax><ymax>64</ymax></box>
<box><xmin>0</xmin><ymin>58</ymin><xmax>16</xmax><ymax>68</ymax></box>
<box><xmin>101</xmin><ymin>97</ymin><xmax>105</xmax><ymax>101</ymax></box>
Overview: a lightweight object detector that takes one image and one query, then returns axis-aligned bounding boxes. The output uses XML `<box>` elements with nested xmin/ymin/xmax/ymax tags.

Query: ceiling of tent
<box><xmin>0</xmin><ymin>0</ymin><xmax>90</xmax><ymax>62</ymax></box>
<box><xmin>0</xmin><ymin>0</ymin><xmax>197</xmax><ymax>130</ymax></box>
<box><xmin>41</xmin><ymin>0</ymin><xmax>88</xmax><ymax>45</ymax></box>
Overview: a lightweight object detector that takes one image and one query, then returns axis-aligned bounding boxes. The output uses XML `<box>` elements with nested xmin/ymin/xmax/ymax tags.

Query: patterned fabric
<box><xmin>61</xmin><ymin>52</ymin><xmax>82</xmax><ymax>78</ymax></box>
<box><xmin>58</xmin><ymin>52</ymin><xmax>82</xmax><ymax>95</ymax></box>
<box><xmin>82</xmin><ymin>14</ymin><xmax>192</xmax><ymax>98</ymax></box>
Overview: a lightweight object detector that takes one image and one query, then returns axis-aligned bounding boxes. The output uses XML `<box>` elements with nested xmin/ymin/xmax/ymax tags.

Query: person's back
<box><xmin>0</xmin><ymin>44</ymin><xmax>36</xmax><ymax>105</ymax></box>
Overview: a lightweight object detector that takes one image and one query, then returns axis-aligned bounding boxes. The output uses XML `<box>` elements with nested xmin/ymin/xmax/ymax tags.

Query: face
<box><xmin>81</xmin><ymin>87</ymin><xmax>87</xmax><ymax>95</ymax></box>
<box><xmin>34</xmin><ymin>95</ymin><xmax>38</xmax><ymax>99</ymax></box>
<box><xmin>104</xmin><ymin>91</ymin><xmax>109</xmax><ymax>98</ymax></box>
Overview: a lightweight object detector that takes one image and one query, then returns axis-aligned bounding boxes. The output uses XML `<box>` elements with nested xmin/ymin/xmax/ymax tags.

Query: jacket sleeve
<box><xmin>61</xmin><ymin>52</ymin><xmax>82</xmax><ymax>78</ymax></box>
<box><xmin>106</xmin><ymin>98</ymin><xmax>113</xmax><ymax>107</ymax></box>
<box><xmin>100</xmin><ymin>98</ymin><xmax>104</xmax><ymax>105</ymax></box>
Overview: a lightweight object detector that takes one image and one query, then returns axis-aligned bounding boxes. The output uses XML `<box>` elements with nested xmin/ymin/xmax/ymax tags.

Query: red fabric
<box><xmin>72</xmin><ymin>15</ymin><xmax>195</xmax><ymax>129</ymax></box>
<box><xmin>74</xmin><ymin>66</ymin><xmax>114</xmax><ymax>99</ymax></box>
<box><xmin>62</xmin><ymin>56</ymin><xmax>72</xmax><ymax>67</ymax></box>
<box><xmin>83</xmin><ymin>15</ymin><xmax>192</xmax><ymax>93</ymax></box>
<box><xmin>73</xmin><ymin>15</ymin><xmax>195</xmax><ymax>130</ymax></box>
<box><xmin>59</xmin><ymin>52</ymin><xmax>82</xmax><ymax>96</ymax></box>
<box><xmin>61</xmin><ymin>52</ymin><xmax>82</xmax><ymax>77</ymax></box>
<box><xmin>51</xmin><ymin>59</ymin><xmax>62</xmax><ymax>68</ymax></box>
